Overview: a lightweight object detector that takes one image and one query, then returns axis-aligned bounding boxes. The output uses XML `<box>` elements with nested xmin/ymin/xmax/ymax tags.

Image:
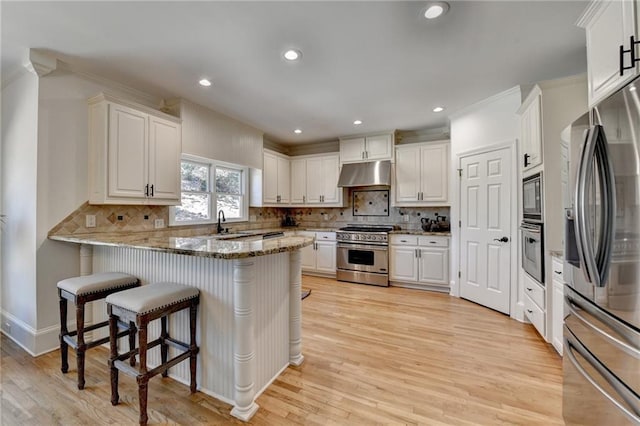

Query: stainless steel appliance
<box><xmin>563</xmin><ymin>77</ymin><xmax>640</xmax><ymax>425</ymax></box>
<box><xmin>523</xmin><ymin>171</ymin><xmax>543</xmax><ymax>222</ymax></box>
<box><xmin>336</xmin><ymin>225</ymin><xmax>393</xmax><ymax>286</ymax></box>
<box><xmin>521</xmin><ymin>221</ymin><xmax>544</xmax><ymax>284</ymax></box>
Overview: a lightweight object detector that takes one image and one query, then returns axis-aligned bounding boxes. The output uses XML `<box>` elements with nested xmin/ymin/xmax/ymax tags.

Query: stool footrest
<box><xmin>63</xmin><ymin>324</ymin><xmax>133</xmax><ymax>350</ymax></box>
<box><xmin>114</xmin><ymin>350</ymin><xmax>192</xmax><ymax>381</ymax></box>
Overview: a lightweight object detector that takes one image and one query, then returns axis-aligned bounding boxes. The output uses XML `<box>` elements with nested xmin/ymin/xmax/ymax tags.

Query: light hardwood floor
<box><xmin>1</xmin><ymin>276</ymin><xmax>563</xmax><ymax>425</ymax></box>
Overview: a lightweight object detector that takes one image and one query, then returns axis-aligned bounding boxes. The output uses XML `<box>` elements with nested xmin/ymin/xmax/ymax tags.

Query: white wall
<box><xmin>448</xmin><ymin>87</ymin><xmax>523</xmax><ymax>320</ymax></box>
<box><xmin>1</xmin><ymin>70</ymin><xmax>40</xmax><ymax>344</ymax></box>
<box><xmin>179</xmin><ymin>99</ymin><xmax>263</xmax><ymax>169</ymax></box>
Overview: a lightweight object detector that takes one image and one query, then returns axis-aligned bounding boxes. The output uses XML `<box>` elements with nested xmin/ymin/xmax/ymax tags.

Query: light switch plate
<box><xmin>86</xmin><ymin>215</ymin><xmax>96</xmax><ymax>228</ymax></box>
<box><xmin>403</xmin><ymin>214</ymin><xmax>410</xmax><ymax>222</ymax></box>
<box><xmin>154</xmin><ymin>219</ymin><xmax>165</xmax><ymax>228</ymax></box>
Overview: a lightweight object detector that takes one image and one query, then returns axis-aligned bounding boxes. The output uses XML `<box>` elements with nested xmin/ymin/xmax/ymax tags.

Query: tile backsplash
<box><xmin>49</xmin><ymin>201</ymin><xmax>450</xmax><ymax>236</ymax></box>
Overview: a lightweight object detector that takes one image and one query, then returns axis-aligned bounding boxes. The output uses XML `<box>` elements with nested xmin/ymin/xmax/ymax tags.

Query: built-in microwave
<box><xmin>523</xmin><ymin>172</ymin><xmax>543</xmax><ymax>222</ymax></box>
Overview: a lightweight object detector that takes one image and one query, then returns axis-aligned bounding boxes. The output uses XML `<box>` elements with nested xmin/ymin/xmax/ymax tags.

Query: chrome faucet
<box><xmin>217</xmin><ymin>210</ymin><xmax>226</xmax><ymax>234</ymax></box>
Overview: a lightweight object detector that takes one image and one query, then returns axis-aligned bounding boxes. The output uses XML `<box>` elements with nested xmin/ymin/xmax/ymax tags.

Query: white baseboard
<box><xmin>1</xmin><ymin>310</ymin><xmax>65</xmax><ymax>357</ymax></box>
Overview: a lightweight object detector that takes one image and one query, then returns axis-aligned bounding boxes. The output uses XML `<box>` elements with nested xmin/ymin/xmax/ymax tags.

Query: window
<box><xmin>170</xmin><ymin>155</ymin><xmax>248</xmax><ymax>226</ymax></box>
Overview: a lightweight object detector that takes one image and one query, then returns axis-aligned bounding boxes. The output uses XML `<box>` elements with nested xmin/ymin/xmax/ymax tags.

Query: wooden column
<box><xmin>289</xmin><ymin>250</ymin><xmax>304</xmax><ymax>366</ymax></box>
<box><xmin>230</xmin><ymin>258</ymin><xmax>259</xmax><ymax>421</ymax></box>
<box><xmin>79</xmin><ymin>244</ymin><xmax>93</xmax><ymax>276</ymax></box>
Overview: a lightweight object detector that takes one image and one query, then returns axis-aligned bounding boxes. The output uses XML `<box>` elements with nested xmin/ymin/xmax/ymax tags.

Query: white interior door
<box><xmin>459</xmin><ymin>147</ymin><xmax>512</xmax><ymax>314</ymax></box>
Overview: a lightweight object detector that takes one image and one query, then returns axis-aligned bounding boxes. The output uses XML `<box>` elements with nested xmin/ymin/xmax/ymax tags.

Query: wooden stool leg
<box><xmin>59</xmin><ymin>295</ymin><xmax>69</xmax><ymax>374</ymax></box>
<box><xmin>137</xmin><ymin>377</ymin><xmax>149</xmax><ymax>425</ymax></box>
<box><xmin>160</xmin><ymin>315</ymin><xmax>169</xmax><ymax>378</ymax></box>
<box><xmin>129</xmin><ymin>321</ymin><xmax>137</xmax><ymax>367</ymax></box>
<box><xmin>109</xmin><ymin>311</ymin><xmax>120</xmax><ymax>406</ymax></box>
<box><xmin>75</xmin><ymin>302</ymin><xmax>86</xmax><ymax>390</ymax></box>
<box><xmin>189</xmin><ymin>301</ymin><xmax>198</xmax><ymax>393</ymax></box>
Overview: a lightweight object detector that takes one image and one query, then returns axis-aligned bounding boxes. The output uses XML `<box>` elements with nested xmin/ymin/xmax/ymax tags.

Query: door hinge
<box><xmin>458</xmin><ymin>168</ymin><xmax>462</xmax><ymax>177</ymax></box>
<box><xmin>459</xmin><ymin>220</ymin><xmax>461</xmax><ymax>227</ymax></box>
<box><xmin>458</xmin><ymin>271</ymin><xmax>461</xmax><ymax>278</ymax></box>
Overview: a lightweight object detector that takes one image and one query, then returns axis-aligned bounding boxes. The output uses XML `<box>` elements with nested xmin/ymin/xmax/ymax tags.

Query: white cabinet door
<box><xmin>262</xmin><ymin>151</ymin><xmax>279</xmax><ymax>204</ymax></box>
<box><xmin>320</xmin><ymin>154</ymin><xmax>341</xmax><ymax>204</ymax></box>
<box><xmin>365</xmin><ymin>134</ymin><xmax>393</xmax><ymax>161</ymax></box>
<box><xmin>417</xmin><ymin>248</ymin><xmax>449</xmax><ymax>285</ymax></box>
<box><xmin>582</xmin><ymin>0</ymin><xmax>637</xmax><ymax>106</ymax></box>
<box><xmin>395</xmin><ymin>145</ymin><xmax>421</xmax><ymax>203</ymax></box>
<box><xmin>290</xmin><ymin>158</ymin><xmax>306</xmax><ymax>204</ymax></box>
<box><xmin>340</xmin><ymin>137</ymin><xmax>366</xmax><ymax>163</ymax></box>
<box><xmin>277</xmin><ymin>156</ymin><xmax>290</xmax><ymax>204</ymax></box>
<box><xmin>315</xmin><ymin>241</ymin><xmax>336</xmax><ymax>273</ymax></box>
<box><xmin>305</xmin><ymin>157</ymin><xmax>323</xmax><ymax>203</ymax></box>
<box><xmin>300</xmin><ymin>243</ymin><xmax>316</xmax><ymax>270</ymax></box>
<box><xmin>148</xmin><ymin>116</ymin><xmax>181</xmax><ymax>202</ymax></box>
<box><xmin>552</xmin><ymin>278</ymin><xmax>564</xmax><ymax>355</ymax></box>
<box><xmin>421</xmin><ymin>143</ymin><xmax>449</xmax><ymax>202</ymax></box>
<box><xmin>108</xmin><ymin>103</ymin><xmax>148</xmax><ymax>199</ymax></box>
<box><xmin>389</xmin><ymin>246</ymin><xmax>418</xmax><ymax>282</ymax></box>
<box><xmin>521</xmin><ymin>92</ymin><xmax>542</xmax><ymax>171</ymax></box>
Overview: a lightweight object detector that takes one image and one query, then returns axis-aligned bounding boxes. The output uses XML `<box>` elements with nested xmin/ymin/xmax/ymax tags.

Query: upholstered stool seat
<box><xmin>57</xmin><ymin>272</ymin><xmax>140</xmax><ymax>390</ymax></box>
<box><xmin>106</xmin><ymin>282</ymin><xmax>200</xmax><ymax>426</ymax></box>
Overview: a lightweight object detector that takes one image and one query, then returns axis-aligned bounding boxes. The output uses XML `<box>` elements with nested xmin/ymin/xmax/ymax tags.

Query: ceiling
<box><xmin>1</xmin><ymin>1</ymin><xmax>588</xmax><ymax>145</ymax></box>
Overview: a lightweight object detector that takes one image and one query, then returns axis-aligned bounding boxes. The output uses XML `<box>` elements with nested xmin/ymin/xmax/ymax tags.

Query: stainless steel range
<box><xmin>336</xmin><ymin>225</ymin><xmax>394</xmax><ymax>287</ymax></box>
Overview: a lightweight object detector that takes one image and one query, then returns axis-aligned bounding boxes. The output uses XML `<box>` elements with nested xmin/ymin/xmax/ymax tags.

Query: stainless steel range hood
<box><xmin>337</xmin><ymin>160</ymin><xmax>391</xmax><ymax>187</ymax></box>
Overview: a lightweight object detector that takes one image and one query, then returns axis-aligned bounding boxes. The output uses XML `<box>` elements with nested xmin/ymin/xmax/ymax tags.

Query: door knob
<box><xmin>494</xmin><ymin>237</ymin><xmax>509</xmax><ymax>243</ymax></box>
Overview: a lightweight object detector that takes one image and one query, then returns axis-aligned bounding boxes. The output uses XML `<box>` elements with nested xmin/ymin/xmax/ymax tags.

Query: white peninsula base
<box><xmin>81</xmin><ymin>244</ymin><xmax>304</xmax><ymax>421</ymax></box>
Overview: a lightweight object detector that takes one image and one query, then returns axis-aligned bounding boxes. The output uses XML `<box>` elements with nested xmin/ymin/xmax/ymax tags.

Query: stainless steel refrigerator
<box><xmin>563</xmin><ymin>77</ymin><xmax>640</xmax><ymax>425</ymax></box>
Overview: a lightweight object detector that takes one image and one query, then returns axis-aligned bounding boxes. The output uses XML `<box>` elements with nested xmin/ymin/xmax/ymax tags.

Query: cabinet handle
<box><xmin>303</xmin><ymin>195</ymin><xmax>306</xmax><ymax>203</ymax></box>
<box><xmin>619</xmin><ymin>35</ymin><xmax>640</xmax><ymax>76</ymax></box>
<box><xmin>150</xmin><ymin>184</ymin><xmax>154</xmax><ymax>197</ymax></box>
<box><xmin>527</xmin><ymin>309</ymin><xmax>533</xmax><ymax>314</ymax></box>
<box><xmin>554</xmin><ymin>270</ymin><xmax>562</xmax><ymax>275</ymax></box>
<box><xmin>524</xmin><ymin>153</ymin><xmax>530</xmax><ymax>167</ymax></box>
<box><xmin>428</xmin><ymin>241</ymin><xmax>437</xmax><ymax>244</ymax></box>
<box><xmin>526</xmin><ymin>287</ymin><xmax>533</xmax><ymax>292</ymax></box>
<box><xmin>362</xmin><ymin>152</ymin><xmax>365</xmax><ymax>160</ymax></box>
<box><xmin>401</xmin><ymin>240</ymin><xmax>408</xmax><ymax>243</ymax></box>
<box><xmin>145</xmin><ymin>184</ymin><xmax>149</xmax><ymax>197</ymax></box>
<box><xmin>365</xmin><ymin>151</ymin><xmax>368</xmax><ymax>159</ymax></box>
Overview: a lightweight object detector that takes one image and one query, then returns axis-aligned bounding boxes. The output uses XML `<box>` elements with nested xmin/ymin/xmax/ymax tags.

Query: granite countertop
<box><xmin>389</xmin><ymin>230</ymin><xmax>452</xmax><ymax>237</ymax></box>
<box><xmin>549</xmin><ymin>250</ymin><xmax>564</xmax><ymax>259</ymax></box>
<box><xmin>49</xmin><ymin>232</ymin><xmax>314</xmax><ymax>260</ymax></box>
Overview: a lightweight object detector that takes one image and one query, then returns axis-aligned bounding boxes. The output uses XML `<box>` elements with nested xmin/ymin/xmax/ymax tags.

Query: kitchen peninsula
<box><xmin>49</xmin><ymin>231</ymin><xmax>314</xmax><ymax>421</ymax></box>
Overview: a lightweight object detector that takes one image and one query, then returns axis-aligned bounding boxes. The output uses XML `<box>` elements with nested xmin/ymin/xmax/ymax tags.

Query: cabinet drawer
<box><xmin>523</xmin><ymin>273</ymin><xmax>545</xmax><ymax>309</ymax></box>
<box><xmin>525</xmin><ymin>294</ymin><xmax>546</xmax><ymax>339</ymax></box>
<box><xmin>418</xmin><ymin>236</ymin><xmax>449</xmax><ymax>247</ymax></box>
<box><xmin>316</xmin><ymin>231</ymin><xmax>336</xmax><ymax>241</ymax></box>
<box><xmin>390</xmin><ymin>235</ymin><xmax>418</xmax><ymax>246</ymax></box>
<box><xmin>551</xmin><ymin>257</ymin><xmax>564</xmax><ymax>282</ymax></box>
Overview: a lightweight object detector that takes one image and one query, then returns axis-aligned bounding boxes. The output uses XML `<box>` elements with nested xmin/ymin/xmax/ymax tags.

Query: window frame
<box><xmin>169</xmin><ymin>154</ymin><xmax>249</xmax><ymax>226</ymax></box>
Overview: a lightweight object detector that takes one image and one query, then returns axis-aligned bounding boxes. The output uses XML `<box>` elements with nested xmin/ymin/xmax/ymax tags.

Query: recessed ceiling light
<box><xmin>294</xmin><ymin>129</ymin><xmax>302</xmax><ymax>134</ymax></box>
<box><xmin>630</xmin><ymin>86</ymin><xmax>637</xmax><ymax>92</ymax></box>
<box><xmin>199</xmin><ymin>78</ymin><xmax>212</xmax><ymax>87</ymax></box>
<box><xmin>353</xmin><ymin>120</ymin><xmax>363</xmax><ymax>125</ymax></box>
<box><xmin>423</xmin><ymin>2</ymin><xmax>449</xmax><ymax>19</ymax></box>
<box><xmin>433</xmin><ymin>106</ymin><xmax>445</xmax><ymax>112</ymax></box>
<box><xmin>284</xmin><ymin>49</ymin><xmax>302</xmax><ymax>61</ymax></box>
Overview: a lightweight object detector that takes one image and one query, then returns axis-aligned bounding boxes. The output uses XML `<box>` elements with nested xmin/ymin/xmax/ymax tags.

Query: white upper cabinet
<box><xmin>263</xmin><ymin>150</ymin><xmax>290</xmax><ymax>205</ymax></box>
<box><xmin>339</xmin><ymin>132</ymin><xmax>394</xmax><ymax>163</ymax></box>
<box><xmin>578</xmin><ymin>0</ymin><xmax>638</xmax><ymax>106</ymax></box>
<box><xmin>518</xmin><ymin>86</ymin><xmax>543</xmax><ymax>171</ymax></box>
<box><xmin>89</xmin><ymin>93</ymin><xmax>182</xmax><ymax>205</ymax></box>
<box><xmin>393</xmin><ymin>141</ymin><xmax>449</xmax><ymax>206</ymax></box>
<box><xmin>290</xmin><ymin>153</ymin><xmax>342</xmax><ymax>206</ymax></box>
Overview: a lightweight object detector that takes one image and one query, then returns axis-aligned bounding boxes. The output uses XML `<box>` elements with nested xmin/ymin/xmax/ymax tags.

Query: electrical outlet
<box><xmin>250</xmin><ymin>215</ymin><xmax>257</xmax><ymax>222</ymax></box>
<box><xmin>403</xmin><ymin>214</ymin><xmax>410</xmax><ymax>222</ymax></box>
<box><xmin>86</xmin><ymin>215</ymin><xmax>96</xmax><ymax>228</ymax></box>
<box><xmin>154</xmin><ymin>219</ymin><xmax>165</xmax><ymax>228</ymax></box>
<box><xmin>323</xmin><ymin>214</ymin><xmax>329</xmax><ymax>221</ymax></box>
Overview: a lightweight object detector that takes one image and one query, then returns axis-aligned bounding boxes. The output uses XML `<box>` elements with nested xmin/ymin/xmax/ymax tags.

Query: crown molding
<box><xmin>448</xmin><ymin>86</ymin><xmax>522</xmax><ymax>120</ymax></box>
<box><xmin>24</xmin><ymin>49</ymin><xmax>58</xmax><ymax>77</ymax></box>
<box><xmin>576</xmin><ymin>1</ymin><xmax>603</xmax><ymax>28</ymax></box>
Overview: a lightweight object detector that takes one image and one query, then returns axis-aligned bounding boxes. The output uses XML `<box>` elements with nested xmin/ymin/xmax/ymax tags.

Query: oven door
<box><xmin>521</xmin><ymin>222</ymin><xmax>544</xmax><ymax>284</ymax></box>
<box><xmin>336</xmin><ymin>242</ymin><xmax>388</xmax><ymax>274</ymax></box>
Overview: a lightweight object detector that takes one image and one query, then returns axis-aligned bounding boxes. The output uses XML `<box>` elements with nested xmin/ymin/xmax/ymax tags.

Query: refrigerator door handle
<box><xmin>593</xmin><ymin>124</ymin><xmax>616</xmax><ymax>287</ymax></box>
<box><xmin>567</xmin><ymin>296</ymin><xmax>640</xmax><ymax>359</ymax></box>
<box><xmin>575</xmin><ymin>127</ymin><xmax>599</xmax><ymax>285</ymax></box>
<box><xmin>565</xmin><ymin>331</ymin><xmax>640</xmax><ymax>422</ymax></box>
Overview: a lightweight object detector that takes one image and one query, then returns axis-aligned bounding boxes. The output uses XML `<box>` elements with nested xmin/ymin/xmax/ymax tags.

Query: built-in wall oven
<box><xmin>521</xmin><ymin>221</ymin><xmax>544</xmax><ymax>284</ymax></box>
<box><xmin>336</xmin><ymin>225</ymin><xmax>393</xmax><ymax>287</ymax></box>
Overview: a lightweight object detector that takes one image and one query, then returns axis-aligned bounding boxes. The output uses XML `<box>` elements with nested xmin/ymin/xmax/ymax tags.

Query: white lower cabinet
<box><xmin>298</xmin><ymin>231</ymin><xmax>336</xmax><ymax>276</ymax></box>
<box><xmin>551</xmin><ymin>257</ymin><xmax>565</xmax><ymax>355</ymax></box>
<box><xmin>389</xmin><ymin>234</ymin><xmax>450</xmax><ymax>291</ymax></box>
<box><xmin>523</xmin><ymin>273</ymin><xmax>546</xmax><ymax>339</ymax></box>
